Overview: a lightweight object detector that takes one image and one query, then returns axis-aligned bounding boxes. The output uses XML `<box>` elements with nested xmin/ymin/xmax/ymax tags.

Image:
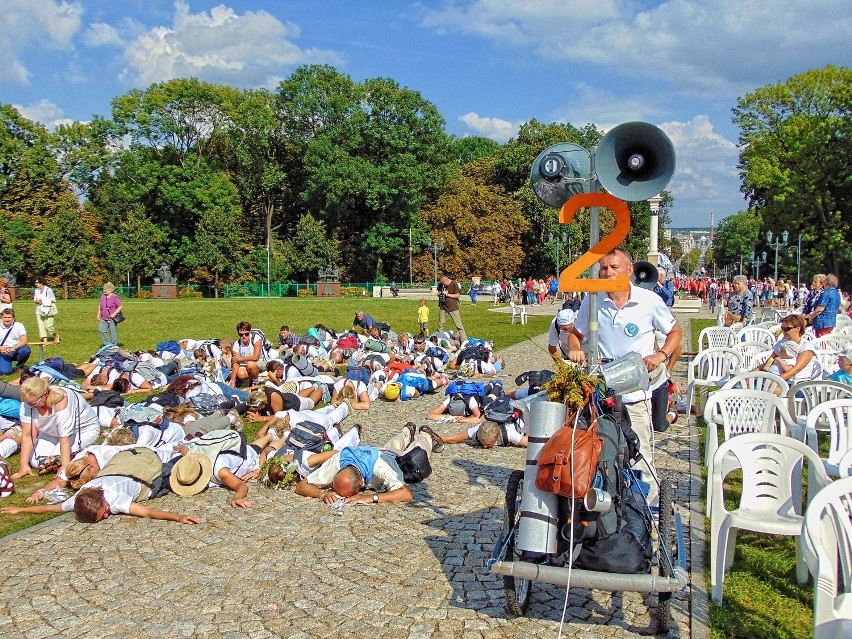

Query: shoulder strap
<box><xmin>0</xmin><ymin>327</ymin><xmax>13</xmax><ymax>347</ymax></box>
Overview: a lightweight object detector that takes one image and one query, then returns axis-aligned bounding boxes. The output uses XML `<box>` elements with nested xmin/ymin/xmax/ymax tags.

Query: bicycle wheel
<box><xmin>503</xmin><ymin>469</ymin><xmax>532</xmax><ymax>616</ymax></box>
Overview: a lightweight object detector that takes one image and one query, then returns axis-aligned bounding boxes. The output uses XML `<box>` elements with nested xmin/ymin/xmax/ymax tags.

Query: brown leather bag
<box><xmin>535</xmin><ymin>409</ymin><xmax>603</xmax><ymax>498</ymax></box>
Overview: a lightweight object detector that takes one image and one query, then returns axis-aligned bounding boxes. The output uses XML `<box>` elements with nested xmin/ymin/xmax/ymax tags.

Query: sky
<box><xmin>2</xmin><ymin>0</ymin><xmax>850</xmax><ymax>228</ymax></box>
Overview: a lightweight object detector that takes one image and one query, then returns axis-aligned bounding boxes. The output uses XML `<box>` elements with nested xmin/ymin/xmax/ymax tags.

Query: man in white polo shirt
<box><xmin>567</xmin><ymin>248</ymin><xmax>683</xmax><ymax>505</ymax></box>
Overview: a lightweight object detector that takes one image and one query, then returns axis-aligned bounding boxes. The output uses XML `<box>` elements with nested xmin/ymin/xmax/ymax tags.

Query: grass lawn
<box><xmin>0</xmin><ymin>295</ymin><xmax>552</xmax><ymax>538</ymax></box>
<box><xmin>689</xmin><ymin>320</ymin><xmax>814</xmax><ymax>639</ymax></box>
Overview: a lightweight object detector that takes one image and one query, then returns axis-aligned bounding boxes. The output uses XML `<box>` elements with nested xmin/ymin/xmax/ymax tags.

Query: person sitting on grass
<box><xmin>228</xmin><ymin>321</ymin><xmax>265</xmax><ymax>388</ymax></box>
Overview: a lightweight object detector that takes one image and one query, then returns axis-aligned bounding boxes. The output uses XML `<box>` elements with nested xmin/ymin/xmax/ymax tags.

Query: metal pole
<box><xmin>588</xmin><ymin>152</ymin><xmax>600</xmax><ymax>373</ymax></box>
<box><xmin>796</xmin><ymin>234</ymin><xmax>801</xmax><ymax>286</ymax></box>
<box><xmin>409</xmin><ymin>227</ymin><xmax>413</xmax><ymax>285</ymax></box>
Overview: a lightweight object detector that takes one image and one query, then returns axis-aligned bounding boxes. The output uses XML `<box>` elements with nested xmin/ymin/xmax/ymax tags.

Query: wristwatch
<box><xmin>373</xmin><ymin>493</ymin><xmax>380</xmax><ymax>504</ymax></box>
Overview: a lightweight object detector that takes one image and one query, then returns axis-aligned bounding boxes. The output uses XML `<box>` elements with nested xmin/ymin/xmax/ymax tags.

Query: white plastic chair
<box><xmin>733</xmin><ymin>340</ymin><xmax>773</xmax><ymax>372</ymax></box>
<box><xmin>801</xmin><ymin>476</ymin><xmax>852</xmax><ymax>638</ymax></box>
<box><xmin>510</xmin><ymin>302</ymin><xmax>527</xmax><ymax>325</ymax></box>
<box><xmin>813</xmin><ymin>348</ymin><xmax>840</xmax><ymax>376</ymax></box>
<box><xmin>703</xmin><ymin>389</ymin><xmax>801</xmax><ymax>513</ymax></box>
<box><xmin>722</xmin><ymin>370</ymin><xmax>789</xmax><ymax>397</ymax></box>
<box><xmin>805</xmin><ymin>399</ymin><xmax>852</xmax><ymax>477</ymax></box>
<box><xmin>787</xmin><ymin>380</ymin><xmax>852</xmax><ymax>449</ymax></box>
<box><xmin>710</xmin><ymin>433</ymin><xmax>832</xmax><ymax>604</ymax></box>
<box><xmin>736</xmin><ymin>326</ymin><xmax>777</xmax><ymax>349</ymax></box>
<box><xmin>837</xmin><ymin>449</ymin><xmax>852</xmax><ymax>477</ymax></box>
<box><xmin>814</xmin><ymin>335</ymin><xmax>851</xmax><ymax>352</ymax></box>
<box><xmin>686</xmin><ymin>348</ymin><xmax>742</xmax><ymax>414</ymax></box>
<box><xmin>698</xmin><ymin>326</ymin><xmax>736</xmax><ymax>351</ymax></box>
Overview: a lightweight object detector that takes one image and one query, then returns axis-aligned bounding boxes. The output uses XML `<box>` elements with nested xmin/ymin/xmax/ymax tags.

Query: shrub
<box><xmin>180</xmin><ymin>287</ymin><xmax>203</xmax><ymax>298</ymax></box>
<box><xmin>297</xmin><ymin>288</ymin><xmax>315</xmax><ymax>297</ymax></box>
<box><xmin>341</xmin><ymin>286</ymin><xmax>367</xmax><ymax>297</ymax></box>
<box><xmin>136</xmin><ymin>289</ymin><xmax>152</xmax><ymax>299</ymax></box>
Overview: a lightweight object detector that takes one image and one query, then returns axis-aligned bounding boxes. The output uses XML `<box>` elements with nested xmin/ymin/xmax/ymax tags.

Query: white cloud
<box><xmin>0</xmin><ymin>0</ymin><xmax>83</xmax><ymax>84</ymax></box>
<box><xmin>458</xmin><ymin>112</ymin><xmax>519</xmax><ymax>142</ymax></box>
<box><xmin>120</xmin><ymin>1</ymin><xmax>344</xmax><ymax>87</ymax></box>
<box><xmin>12</xmin><ymin>99</ymin><xmax>73</xmax><ymax>130</ymax></box>
<box><xmin>551</xmin><ymin>84</ymin><xmax>667</xmax><ymax>132</ymax></box>
<box><xmin>421</xmin><ymin>0</ymin><xmax>852</xmax><ymax>96</ymax></box>
<box><xmin>659</xmin><ymin>115</ymin><xmax>746</xmax><ymax>224</ymax></box>
<box><xmin>83</xmin><ymin>22</ymin><xmax>123</xmax><ymax>47</ymax></box>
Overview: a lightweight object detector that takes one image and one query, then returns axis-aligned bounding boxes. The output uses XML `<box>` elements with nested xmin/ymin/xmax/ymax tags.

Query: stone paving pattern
<box><xmin>0</xmin><ymin>306</ymin><xmax>706</xmax><ymax>639</ymax></box>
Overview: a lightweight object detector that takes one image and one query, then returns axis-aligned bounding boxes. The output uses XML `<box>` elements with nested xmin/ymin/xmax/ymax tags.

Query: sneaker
<box><xmin>228</xmin><ymin>410</ymin><xmax>244</xmax><ymax>432</ymax></box>
<box><xmin>418</xmin><ymin>424</ymin><xmax>444</xmax><ymax>453</ymax></box>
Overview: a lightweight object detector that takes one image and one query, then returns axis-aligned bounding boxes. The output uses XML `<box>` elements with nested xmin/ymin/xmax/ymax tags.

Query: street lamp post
<box><xmin>548</xmin><ymin>231</ymin><xmax>568</xmax><ymax>277</ymax></box>
<box><xmin>426</xmin><ymin>237</ymin><xmax>445</xmax><ymax>286</ymax></box>
<box><xmin>787</xmin><ymin>234</ymin><xmax>802</xmax><ymax>286</ymax></box>
<box><xmin>766</xmin><ymin>229</ymin><xmax>788</xmax><ymax>281</ymax></box>
<box><xmin>647</xmin><ymin>194</ymin><xmax>663</xmax><ymax>267</ymax></box>
<box><xmin>752</xmin><ymin>251</ymin><xmax>763</xmax><ymax>279</ymax></box>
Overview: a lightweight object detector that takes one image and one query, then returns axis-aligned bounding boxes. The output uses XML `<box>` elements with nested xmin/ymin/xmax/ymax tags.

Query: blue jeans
<box><xmin>0</xmin><ymin>345</ymin><xmax>31</xmax><ymax>374</ymax></box>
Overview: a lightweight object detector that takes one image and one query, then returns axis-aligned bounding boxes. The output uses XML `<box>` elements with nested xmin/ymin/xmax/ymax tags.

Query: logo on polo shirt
<box><xmin>624</xmin><ymin>323</ymin><xmax>639</xmax><ymax>337</ymax></box>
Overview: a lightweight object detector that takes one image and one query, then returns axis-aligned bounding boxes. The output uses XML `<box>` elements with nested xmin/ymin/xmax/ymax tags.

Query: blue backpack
<box><xmin>425</xmin><ymin>346</ymin><xmax>449</xmax><ymax>365</ymax></box>
<box><xmin>398</xmin><ymin>371</ymin><xmax>431</xmax><ymax>400</ymax></box>
<box><xmin>156</xmin><ymin>340</ymin><xmax>181</xmax><ymax>355</ymax></box>
<box><xmin>345</xmin><ymin>365</ymin><xmax>370</xmax><ymax>385</ymax></box>
<box><xmin>445</xmin><ymin>380</ymin><xmax>486</xmax><ymax>399</ymax></box>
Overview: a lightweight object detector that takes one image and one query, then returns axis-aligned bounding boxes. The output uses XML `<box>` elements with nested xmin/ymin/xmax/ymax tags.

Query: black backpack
<box><xmin>90</xmin><ymin>389</ymin><xmax>124</xmax><ymax>409</ymax></box>
<box><xmin>396</xmin><ymin>447</ymin><xmax>432</xmax><ymax>483</ymax></box>
<box><xmin>285</xmin><ymin>421</ymin><xmax>331</xmax><ymax>453</ymax></box>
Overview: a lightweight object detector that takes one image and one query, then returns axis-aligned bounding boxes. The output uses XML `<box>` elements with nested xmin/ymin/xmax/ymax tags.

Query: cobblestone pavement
<box><xmin>0</xmin><ymin>311</ymin><xmax>706</xmax><ymax>639</ymax></box>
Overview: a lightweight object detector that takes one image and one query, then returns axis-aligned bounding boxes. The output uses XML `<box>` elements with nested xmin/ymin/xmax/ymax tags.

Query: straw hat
<box><xmin>169</xmin><ymin>453</ymin><xmax>212</xmax><ymax>496</ymax></box>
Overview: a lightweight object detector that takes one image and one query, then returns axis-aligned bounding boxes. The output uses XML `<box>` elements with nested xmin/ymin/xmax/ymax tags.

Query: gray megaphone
<box><xmin>631</xmin><ymin>261</ymin><xmax>659</xmax><ymax>291</ymax></box>
<box><xmin>529</xmin><ymin>142</ymin><xmax>592</xmax><ymax>209</ymax></box>
<box><xmin>596</xmin><ymin>122</ymin><xmax>676</xmax><ymax>202</ymax></box>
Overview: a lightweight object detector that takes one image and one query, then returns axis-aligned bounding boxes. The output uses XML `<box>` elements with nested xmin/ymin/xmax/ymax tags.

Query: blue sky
<box><xmin>2</xmin><ymin>1</ymin><xmax>849</xmax><ymax>227</ymax></box>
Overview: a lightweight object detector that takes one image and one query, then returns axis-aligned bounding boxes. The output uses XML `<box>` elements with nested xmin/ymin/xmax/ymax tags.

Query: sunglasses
<box><xmin>238</xmin><ymin>331</ymin><xmax>250</xmax><ymax>336</ymax></box>
<box><xmin>780</xmin><ymin>326</ymin><xmax>795</xmax><ymax>332</ymax></box>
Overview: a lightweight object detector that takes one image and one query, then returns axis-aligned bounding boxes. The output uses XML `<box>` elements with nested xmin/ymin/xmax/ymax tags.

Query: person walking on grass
<box><xmin>33</xmin><ymin>276</ymin><xmax>59</xmax><ymax>344</ymax></box>
<box><xmin>97</xmin><ymin>282</ymin><xmax>123</xmax><ymax>346</ymax></box>
<box><xmin>437</xmin><ymin>274</ymin><xmax>467</xmax><ymax>343</ymax></box>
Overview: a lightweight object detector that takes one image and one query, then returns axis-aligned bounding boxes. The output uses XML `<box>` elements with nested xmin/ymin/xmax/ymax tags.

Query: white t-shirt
<box><xmin>0</xmin><ymin>321</ymin><xmax>26</xmax><ymax>347</ymax></box>
<box><xmin>60</xmin><ymin>475</ymin><xmax>143</xmax><ymax>514</ymax></box>
<box><xmin>20</xmin><ymin>388</ymin><xmax>101</xmax><ymax>443</ymax></box>
<box><xmin>547</xmin><ymin>318</ymin><xmax>571</xmax><ymax>358</ymax></box>
<box><xmin>574</xmin><ymin>284</ymin><xmax>677</xmax><ymax>403</ymax></box>
<box><xmin>771</xmin><ymin>338</ymin><xmax>817</xmax><ymax>382</ymax></box>
<box><xmin>210</xmin><ymin>446</ymin><xmax>260</xmax><ymax>486</ymax></box>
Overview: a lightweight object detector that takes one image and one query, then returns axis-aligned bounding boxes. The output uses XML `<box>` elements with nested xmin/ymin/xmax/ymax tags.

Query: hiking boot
<box><xmin>404</xmin><ymin>421</ymin><xmax>417</xmax><ymax>446</ymax></box>
<box><xmin>419</xmin><ymin>424</ymin><xmax>444</xmax><ymax>453</ymax></box>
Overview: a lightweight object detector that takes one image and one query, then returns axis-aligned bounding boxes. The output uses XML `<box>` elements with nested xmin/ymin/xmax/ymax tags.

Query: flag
<box><xmin>657</xmin><ymin>252</ymin><xmax>675</xmax><ymax>274</ymax></box>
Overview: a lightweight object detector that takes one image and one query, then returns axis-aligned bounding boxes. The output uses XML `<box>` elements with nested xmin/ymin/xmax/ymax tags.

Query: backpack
<box><xmin>458</xmin><ymin>342</ymin><xmax>490</xmax><ymax>362</ymax></box>
<box><xmin>397</xmin><ymin>371</ymin><xmax>431</xmax><ymax>399</ymax></box>
<box><xmin>96</xmin><ymin>448</ymin><xmax>164</xmax><ymax>501</ymax></box>
<box><xmin>337</xmin><ymin>335</ymin><xmax>359</xmax><ymax>350</ymax></box>
<box><xmin>395</xmin><ymin>447</ymin><xmax>432</xmax><ymax>483</ymax></box>
<box><xmin>345</xmin><ymin>365</ymin><xmax>371</xmax><ymax>385</ymax></box>
<box><xmin>445</xmin><ymin>380</ymin><xmax>486</xmax><ymax>399</ymax></box>
<box><xmin>515</xmin><ymin>369</ymin><xmax>555</xmax><ymax>394</ymax></box>
<box><xmin>284</xmin><ymin>421</ymin><xmax>331</xmax><ymax>453</ymax></box>
<box><xmin>44</xmin><ymin>356</ymin><xmax>65</xmax><ymax>371</ymax></box>
<box><xmin>483</xmin><ymin>395</ymin><xmax>518</xmax><ymax>425</ymax></box>
<box><xmin>29</xmin><ymin>363</ymin><xmax>71</xmax><ymax>382</ymax></box>
<box><xmin>561</xmin><ymin>401</ymin><xmax>652</xmax><ymax>574</ymax></box>
<box><xmin>121</xmin><ymin>360</ymin><xmax>163</xmax><ymax>385</ymax></box>
<box><xmin>156</xmin><ymin>341</ymin><xmax>181</xmax><ymax>355</ymax></box>
<box><xmin>187</xmin><ymin>430</ymin><xmax>248</xmax><ymax>464</ymax></box>
<box><xmin>251</xmin><ymin>328</ymin><xmax>272</xmax><ymax>355</ymax></box>
<box><xmin>424</xmin><ymin>346</ymin><xmax>449</xmax><ymax>365</ymax></box>
<box><xmin>90</xmin><ymin>389</ymin><xmax>124</xmax><ymax>409</ymax></box>
<box><xmin>189</xmin><ymin>393</ymin><xmax>222</xmax><ymax>416</ymax></box>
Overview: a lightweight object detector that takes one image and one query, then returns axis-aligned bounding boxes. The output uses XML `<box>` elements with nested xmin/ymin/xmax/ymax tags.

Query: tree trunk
<box><xmin>136</xmin><ymin>274</ymin><xmax>141</xmax><ymax>297</ymax></box>
<box><xmin>214</xmin><ymin>272</ymin><xmax>219</xmax><ymax>299</ymax></box>
<box><xmin>63</xmin><ymin>281</ymin><xmax>68</xmax><ymax>300</ymax></box>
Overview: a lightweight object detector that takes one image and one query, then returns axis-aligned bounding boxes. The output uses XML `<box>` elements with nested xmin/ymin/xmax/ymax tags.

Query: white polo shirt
<box><xmin>575</xmin><ymin>284</ymin><xmax>677</xmax><ymax>403</ymax></box>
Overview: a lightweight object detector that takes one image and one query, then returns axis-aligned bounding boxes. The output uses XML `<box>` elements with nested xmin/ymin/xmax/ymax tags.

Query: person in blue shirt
<box><xmin>828</xmin><ymin>349</ymin><xmax>852</xmax><ymax>385</ymax></box>
<box><xmin>808</xmin><ymin>274</ymin><xmax>841</xmax><ymax>337</ymax></box>
<box><xmin>653</xmin><ymin>270</ymin><xmax>675</xmax><ymax>307</ymax></box>
<box><xmin>352</xmin><ymin>309</ymin><xmax>376</xmax><ymax>334</ymax></box>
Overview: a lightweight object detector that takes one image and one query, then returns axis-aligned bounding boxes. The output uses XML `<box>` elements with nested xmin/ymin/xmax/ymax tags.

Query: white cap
<box><xmin>556</xmin><ymin>309</ymin><xmax>578</xmax><ymax>326</ymax></box>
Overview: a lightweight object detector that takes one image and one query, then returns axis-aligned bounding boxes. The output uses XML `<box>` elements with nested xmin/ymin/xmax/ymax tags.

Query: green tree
<box><xmin>733</xmin><ymin>65</ymin><xmax>852</xmax><ymax>277</ymax></box>
<box><xmin>712</xmin><ymin>210</ymin><xmax>763</xmax><ymax>273</ymax></box>
<box><xmin>277</xmin><ymin>66</ymin><xmax>453</xmax><ymax>280</ymax></box>
<box><xmin>31</xmin><ymin>208</ymin><xmax>97</xmax><ymax>297</ymax></box>
<box><xmin>451</xmin><ymin>136</ymin><xmax>502</xmax><ymax>164</ymax></box>
<box><xmin>286</xmin><ymin>213</ymin><xmax>338</xmax><ymax>283</ymax></box>
<box><xmin>101</xmin><ymin>207</ymin><xmax>168</xmax><ymax>292</ymax></box>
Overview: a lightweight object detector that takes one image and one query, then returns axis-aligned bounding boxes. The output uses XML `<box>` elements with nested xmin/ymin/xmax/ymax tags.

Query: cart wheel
<box><xmin>503</xmin><ymin>469</ymin><xmax>532</xmax><ymax>616</ymax></box>
<box><xmin>657</xmin><ymin>477</ymin><xmax>674</xmax><ymax>635</ymax></box>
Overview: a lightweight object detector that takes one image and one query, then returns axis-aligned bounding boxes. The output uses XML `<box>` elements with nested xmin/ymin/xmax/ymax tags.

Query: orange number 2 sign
<box><xmin>558</xmin><ymin>193</ymin><xmax>631</xmax><ymax>293</ymax></box>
